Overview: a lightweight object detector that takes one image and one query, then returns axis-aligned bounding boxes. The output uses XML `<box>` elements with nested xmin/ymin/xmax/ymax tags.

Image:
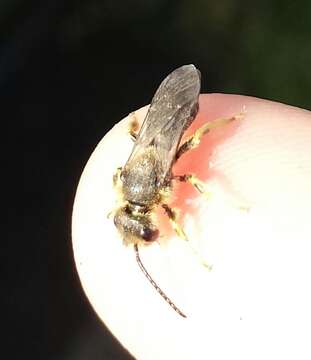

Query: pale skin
<box><xmin>72</xmin><ymin>94</ymin><xmax>311</xmax><ymax>360</ymax></box>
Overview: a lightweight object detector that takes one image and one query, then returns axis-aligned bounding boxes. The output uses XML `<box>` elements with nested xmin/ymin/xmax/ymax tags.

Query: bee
<box><xmin>113</xmin><ymin>65</ymin><xmax>241</xmax><ymax>318</ymax></box>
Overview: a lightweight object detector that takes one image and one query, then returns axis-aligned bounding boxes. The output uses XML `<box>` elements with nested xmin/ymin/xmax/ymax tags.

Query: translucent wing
<box><xmin>125</xmin><ymin>64</ymin><xmax>201</xmax><ymax>183</ymax></box>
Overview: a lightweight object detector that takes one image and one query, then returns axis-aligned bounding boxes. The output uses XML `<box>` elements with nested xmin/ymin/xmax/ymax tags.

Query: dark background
<box><xmin>4</xmin><ymin>0</ymin><xmax>310</xmax><ymax>359</ymax></box>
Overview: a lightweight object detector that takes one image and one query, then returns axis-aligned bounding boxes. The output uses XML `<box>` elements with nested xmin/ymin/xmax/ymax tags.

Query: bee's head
<box><xmin>114</xmin><ymin>205</ymin><xmax>159</xmax><ymax>245</ymax></box>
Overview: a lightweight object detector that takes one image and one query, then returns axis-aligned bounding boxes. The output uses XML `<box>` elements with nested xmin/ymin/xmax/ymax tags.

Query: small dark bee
<box><xmin>113</xmin><ymin>65</ymin><xmax>241</xmax><ymax>318</ymax></box>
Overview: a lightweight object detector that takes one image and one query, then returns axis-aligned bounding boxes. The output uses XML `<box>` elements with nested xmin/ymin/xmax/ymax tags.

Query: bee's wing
<box><xmin>126</xmin><ymin>64</ymin><xmax>201</xmax><ymax>181</ymax></box>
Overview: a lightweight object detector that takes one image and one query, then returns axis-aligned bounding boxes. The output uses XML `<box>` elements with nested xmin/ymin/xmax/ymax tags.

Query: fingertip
<box><xmin>72</xmin><ymin>93</ymin><xmax>311</xmax><ymax>360</ymax></box>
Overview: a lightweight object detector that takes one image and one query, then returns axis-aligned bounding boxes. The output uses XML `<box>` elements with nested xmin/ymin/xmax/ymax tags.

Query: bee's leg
<box><xmin>113</xmin><ymin>167</ymin><xmax>122</xmax><ymax>187</ymax></box>
<box><xmin>162</xmin><ymin>204</ymin><xmax>187</xmax><ymax>240</ymax></box>
<box><xmin>162</xmin><ymin>204</ymin><xmax>212</xmax><ymax>270</ymax></box>
<box><xmin>106</xmin><ymin>209</ymin><xmax>115</xmax><ymax>219</ymax></box>
<box><xmin>108</xmin><ymin>167</ymin><xmax>123</xmax><ymax>219</ymax></box>
<box><xmin>174</xmin><ymin>174</ymin><xmax>249</xmax><ymax>212</ymax></box>
<box><xmin>173</xmin><ymin>174</ymin><xmax>212</xmax><ymax>200</ymax></box>
<box><xmin>175</xmin><ymin>112</ymin><xmax>244</xmax><ymax>161</ymax></box>
<box><xmin>128</xmin><ymin>112</ymin><xmax>140</xmax><ymax>141</ymax></box>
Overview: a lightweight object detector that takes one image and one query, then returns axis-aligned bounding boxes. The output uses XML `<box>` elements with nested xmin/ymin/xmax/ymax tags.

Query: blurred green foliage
<box><xmin>57</xmin><ymin>0</ymin><xmax>311</xmax><ymax>108</ymax></box>
<box><xmin>1</xmin><ymin>0</ymin><xmax>310</xmax><ymax>110</ymax></box>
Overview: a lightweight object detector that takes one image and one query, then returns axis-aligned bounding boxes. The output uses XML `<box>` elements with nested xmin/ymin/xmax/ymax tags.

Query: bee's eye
<box><xmin>140</xmin><ymin>227</ymin><xmax>159</xmax><ymax>242</ymax></box>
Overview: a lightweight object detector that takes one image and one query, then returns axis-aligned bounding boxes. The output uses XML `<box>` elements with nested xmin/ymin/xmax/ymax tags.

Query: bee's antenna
<box><xmin>134</xmin><ymin>244</ymin><xmax>187</xmax><ymax>318</ymax></box>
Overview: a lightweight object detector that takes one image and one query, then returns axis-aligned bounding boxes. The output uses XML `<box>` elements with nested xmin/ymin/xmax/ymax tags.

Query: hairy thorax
<box><xmin>121</xmin><ymin>147</ymin><xmax>165</xmax><ymax>206</ymax></box>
